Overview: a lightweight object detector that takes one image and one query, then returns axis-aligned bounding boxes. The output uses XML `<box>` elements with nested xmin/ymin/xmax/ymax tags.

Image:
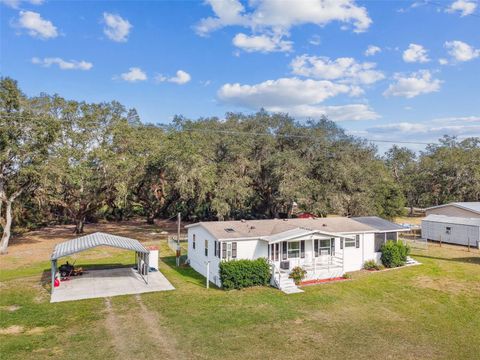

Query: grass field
<box><xmin>1</xmin><ymin>221</ymin><xmax>479</xmax><ymax>360</ymax></box>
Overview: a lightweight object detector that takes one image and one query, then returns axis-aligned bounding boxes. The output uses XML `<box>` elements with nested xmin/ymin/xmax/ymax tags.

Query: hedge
<box><xmin>380</xmin><ymin>240</ymin><xmax>410</xmax><ymax>268</ymax></box>
<box><xmin>219</xmin><ymin>258</ymin><xmax>271</xmax><ymax>290</ymax></box>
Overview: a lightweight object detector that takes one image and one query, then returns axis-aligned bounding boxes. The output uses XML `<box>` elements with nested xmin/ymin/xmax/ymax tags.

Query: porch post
<box><xmin>312</xmin><ymin>237</ymin><xmax>316</xmax><ymax>274</ymax></box>
<box><xmin>342</xmin><ymin>238</ymin><xmax>345</xmax><ymax>274</ymax></box>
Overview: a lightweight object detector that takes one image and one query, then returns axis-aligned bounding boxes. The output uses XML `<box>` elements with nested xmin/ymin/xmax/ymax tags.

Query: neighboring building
<box><xmin>421</xmin><ymin>215</ymin><xmax>480</xmax><ymax>248</ymax></box>
<box><xmin>425</xmin><ymin>202</ymin><xmax>480</xmax><ymax>218</ymax></box>
<box><xmin>186</xmin><ymin>217</ymin><xmax>406</xmax><ymax>293</ymax></box>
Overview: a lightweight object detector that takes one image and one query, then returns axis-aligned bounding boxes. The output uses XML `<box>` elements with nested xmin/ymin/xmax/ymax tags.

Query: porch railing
<box><xmin>269</xmin><ymin>261</ymin><xmax>282</xmax><ymax>288</ymax></box>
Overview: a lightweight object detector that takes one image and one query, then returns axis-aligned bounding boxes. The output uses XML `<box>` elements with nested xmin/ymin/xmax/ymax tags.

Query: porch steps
<box><xmin>278</xmin><ymin>272</ymin><xmax>304</xmax><ymax>294</ymax></box>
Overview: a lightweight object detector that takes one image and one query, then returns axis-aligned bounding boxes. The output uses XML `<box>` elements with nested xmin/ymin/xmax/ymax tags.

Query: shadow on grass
<box><xmin>415</xmin><ymin>255</ymin><xmax>480</xmax><ymax>265</ymax></box>
<box><xmin>160</xmin><ymin>254</ymin><xmax>220</xmax><ymax>289</ymax></box>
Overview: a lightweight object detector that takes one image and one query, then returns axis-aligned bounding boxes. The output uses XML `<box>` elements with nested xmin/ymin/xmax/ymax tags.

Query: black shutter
<box><xmin>314</xmin><ymin>239</ymin><xmax>319</xmax><ymax>257</ymax></box>
<box><xmin>355</xmin><ymin>235</ymin><xmax>360</xmax><ymax>248</ymax></box>
<box><xmin>232</xmin><ymin>242</ymin><xmax>237</xmax><ymax>258</ymax></box>
<box><xmin>331</xmin><ymin>238</ymin><xmax>335</xmax><ymax>255</ymax></box>
<box><xmin>300</xmin><ymin>240</ymin><xmax>305</xmax><ymax>258</ymax></box>
<box><xmin>282</xmin><ymin>241</ymin><xmax>287</xmax><ymax>260</ymax></box>
<box><xmin>222</xmin><ymin>242</ymin><xmax>226</xmax><ymax>259</ymax></box>
<box><xmin>340</xmin><ymin>238</ymin><xmax>343</xmax><ymax>250</ymax></box>
<box><xmin>214</xmin><ymin>241</ymin><xmax>217</xmax><ymax>257</ymax></box>
<box><xmin>193</xmin><ymin>234</ymin><xmax>195</xmax><ymax>249</ymax></box>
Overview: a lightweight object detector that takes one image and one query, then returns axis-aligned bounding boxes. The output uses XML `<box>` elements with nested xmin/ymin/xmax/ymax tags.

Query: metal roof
<box><xmin>425</xmin><ymin>202</ymin><xmax>480</xmax><ymax>215</ymax></box>
<box><xmin>423</xmin><ymin>215</ymin><xmax>480</xmax><ymax>227</ymax></box>
<box><xmin>352</xmin><ymin>216</ymin><xmax>407</xmax><ymax>231</ymax></box>
<box><xmin>51</xmin><ymin>232</ymin><xmax>149</xmax><ymax>260</ymax></box>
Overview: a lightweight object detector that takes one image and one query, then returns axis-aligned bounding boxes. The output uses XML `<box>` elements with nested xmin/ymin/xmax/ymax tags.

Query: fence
<box><xmin>401</xmin><ymin>230</ymin><xmax>428</xmax><ymax>251</ymax></box>
<box><xmin>167</xmin><ymin>235</ymin><xmax>188</xmax><ymax>254</ymax></box>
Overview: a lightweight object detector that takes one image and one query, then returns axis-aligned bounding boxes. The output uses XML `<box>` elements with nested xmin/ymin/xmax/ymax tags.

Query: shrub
<box><xmin>343</xmin><ymin>273</ymin><xmax>352</xmax><ymax>279</ymax></box>
<box><xmin>219</xmin><ymin>258</ymin><xmax>271</xmax><ymax>290</ymax></box>
<box><xmin>364</xmin><ymin>259</ymin><xmax>380</xmax><ymax>270</ymax></box>
<box><xmin>289</xmin><ymin>266</ymin><xmax>307</xmax><ymax>285</ymax></box>
<box><xmin>380</xmin><ymin>240</ymin><xmax>411</xmax><ymax>268</ymax></box>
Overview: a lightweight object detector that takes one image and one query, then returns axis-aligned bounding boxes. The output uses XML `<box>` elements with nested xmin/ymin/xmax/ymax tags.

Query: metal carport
<box><xmin>50</xmin><ymin>232</ymin><xmax>150</xmax><ymax>292</ymax></box>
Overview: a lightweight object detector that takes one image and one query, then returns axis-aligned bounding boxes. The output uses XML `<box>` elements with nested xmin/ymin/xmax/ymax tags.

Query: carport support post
<box><xmin>467</xmin><ymin>237</ymin><xmax>470</xmax><ymax>252</ymax></box>
<box><xmin>51</xmin><ymin>259</ymin><xmax>57</xmax><ymax>293</ymax></box>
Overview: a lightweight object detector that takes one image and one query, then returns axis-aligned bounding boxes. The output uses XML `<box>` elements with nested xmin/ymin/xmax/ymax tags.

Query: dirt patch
<box><xmin>414</xmin><ymin>275</ymin><xmax>480</xmax><ymax>295</ymax></box>
<box><xmin>1</xmin><ymin>218</ymin><xmax>189</xmax><ymax>271</ymax></box>
<box><xmin>104</xmin><ymin>298</ymin><xmax>131</xmax><ymax>357</ymax></box>
<box><xmin>0</xmin><ymin>305</ymin><xmax>20</xmax><ymax>312</ymax></box>
<box><xmin>25</xmin><ymin>326</ymin><xmax>57</xmax><ymax>335</ymax></box>
<box><xmin>0</xmin><ymin>325</ymin><xmax>24</xmax><ymax>335</ymax></box>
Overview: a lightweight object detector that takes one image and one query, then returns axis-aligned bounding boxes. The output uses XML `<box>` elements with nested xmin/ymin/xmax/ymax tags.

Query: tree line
<box><xmin>1</xmin><ymin>77</ymin><xmax>479</xmax><ymax>253</ymax></box>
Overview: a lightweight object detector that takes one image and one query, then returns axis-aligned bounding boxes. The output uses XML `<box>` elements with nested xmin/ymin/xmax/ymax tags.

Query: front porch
<box><xmin>263</xmin><ymin>228</ymin><xmax>351</xmax><ymax>291</ymax></box>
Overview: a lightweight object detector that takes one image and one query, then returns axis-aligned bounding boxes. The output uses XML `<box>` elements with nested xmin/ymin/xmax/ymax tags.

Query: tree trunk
<box><xmin>74</xmin><ymin>216</ymin><xmax>85</xmax><ymax>234</ymax></box>
<box><xmin>0</xmin><ymin>200</ymin><xmax>13</xmax><ymax>254</ymax></box>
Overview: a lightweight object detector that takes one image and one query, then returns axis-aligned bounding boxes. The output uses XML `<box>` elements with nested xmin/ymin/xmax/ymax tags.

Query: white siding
<box><xmin>187</xmin><ymin>226</ymin><xmax>222</xmax><ymax>286</ymax></box>
<box><xmin>422</xmin><ymin>220</ymin><xmax>480</xmax><ymax>247</ymax></box>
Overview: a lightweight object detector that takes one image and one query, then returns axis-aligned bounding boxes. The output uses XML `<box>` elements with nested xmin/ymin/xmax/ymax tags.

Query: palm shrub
<box><xmin>219</xmin><ymin>258</ymin><xmax>271</xmax><ymax>290</ymax></box>
<box><xmin>380</xmin><ymin>240</ymin><xmax>411</xmax><ymax>268</ymax></box>
<box><xmin>289</xmin><ymin>266</ymin><xmax>307</xmax><ymax>285</ymax></box>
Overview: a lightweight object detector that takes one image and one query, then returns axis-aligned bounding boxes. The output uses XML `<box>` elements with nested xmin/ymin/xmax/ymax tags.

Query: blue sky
<box><xmin>1</xmin><ymin>0</ymin><xmax>479</xmax><ymax>153</ymax></box>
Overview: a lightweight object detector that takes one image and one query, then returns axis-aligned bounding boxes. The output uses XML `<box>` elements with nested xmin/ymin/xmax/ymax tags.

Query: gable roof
<box><xmin>425</xmin><ymin>202</ymin><xmax>480</xmax><ymax>215</ymax></box>
<box><xmin>353</xmin><ymin>216</ymin><xmax>407</xmax><ymax>231</ymax></box>
<box><xmin>423</xmin><ymin>215</ymin><xmax>480</xmax><ymax>227</ymax></box>
<box><xmin>186</xmin><ymin>216</ymin><xmax>398</xmax><ymax>240</ymax></box>
<box><xmin>51</xmin><ymin>232</ymin><xmax>149</xmax><ymax>260</ymax></box>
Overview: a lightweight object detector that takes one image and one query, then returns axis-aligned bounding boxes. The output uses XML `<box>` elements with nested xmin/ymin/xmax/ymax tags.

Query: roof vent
<box><xmin>224</xmin><ymin>228</ymin><xmax>235</xmax><ymax>233</ymax></box>
<box><xmin>322</xmin><ymin>223</ymin><xmax>327</xmax><ymax>227</ymax></box>
<box><xmin>283</xmin><ymin>219</ymin><xmax>288</xmax><ymax>221</ymax></box>
<box><xmin>240</xmin><ymin>219</ymin><xmax>246</xmax><ymax>223</ymax></box>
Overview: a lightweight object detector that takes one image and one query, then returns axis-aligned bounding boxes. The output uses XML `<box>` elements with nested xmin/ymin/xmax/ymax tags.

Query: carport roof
<box><xmin>51</xmin><ymin>232</ymin><xmax>149</xmax><ymax>260</ymax></box>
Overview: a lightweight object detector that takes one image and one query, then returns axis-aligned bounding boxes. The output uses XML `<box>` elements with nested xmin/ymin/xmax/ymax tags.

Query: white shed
<box><xmin>421</xmin><ymin>215</ymin><xmax>480</xmax><ymax>248</ymax></box>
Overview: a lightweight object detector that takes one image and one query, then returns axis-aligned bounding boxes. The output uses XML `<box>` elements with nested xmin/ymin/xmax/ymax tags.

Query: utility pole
<box><xmin>176</xmin><ymin>212</ymin><xmax>181</xmax><ymax>267</ymax></box>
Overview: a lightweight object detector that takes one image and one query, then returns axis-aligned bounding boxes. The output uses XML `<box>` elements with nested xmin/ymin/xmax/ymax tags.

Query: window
<box><xmin>232</xmin><ymin>242</ymin><xmax>237</xmax><ymax>258</ymax></box>
<box><xmin>345</xmin><ymin>238</ymin><xmax>356</xmax><ymax>247</ymax></box>
<box><xmin>386</xmin><ymin>232</ymin><xmax>397</xmax><ymax>241</ymax></box>
<box><xmin>340</xmin><ymin>238</ymin><xmax>343</xmax><ymax>250</ymax></box>
<box><xmin>300</xmin><ymin>240</ymin><xmax>305</xmax><ymax>258</ymax></box>
<box><xmin>193</xmin><ymin>234</ymin><xmax>196</xmax><ymax>249</ymax></box>
<box><xmin>318</xmin><ymin>239</ymin><xmax>331</xmax><ymax>255</ymax></box>
<box><xmin>282</xmin><ymin>242</ymin><xmax>287</xmax><ymax>260</ymax></box>
<box><xmin>275</xmin><ymin>243</ymin><xmax>279</xmax><ymax>261</ymax></box>
<box><xmin>314</xmin><ymin>239</ymin><xmax>319</xmax><ymax>257</ymax></box>
<box><xmin>204</xmin><ymin>240</ymin><xmax>208</xmax><ymax>257</ymax></box>
<box><xmin>446</xmin><ymin>226</ymin><xmax>451</xmax><ymax>235</ymax></box>
<box><xmin>331</xmin><ymin>238</ymin><xmax>335</xmax><ymax>255</ymax></box>
<box><xmin>355</xmin><ymin>235</ymin><xmax>360</xmax><ymax>248</ymax></box>
<box><xmin>288</xmin><ymin>241</ymin><xmax>300</xmax><ymax>258</ymax></box>
<box><xmin>374</xmin><ymin>233</ymin><xmax>385</xmax><ymax>252</ymax></box>
<box><xmin>222</xmin><ymin>243</ymin><xmax>226</xmax><ymax>259</ymax></box>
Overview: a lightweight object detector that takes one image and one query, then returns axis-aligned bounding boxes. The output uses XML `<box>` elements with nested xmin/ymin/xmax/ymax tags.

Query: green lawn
<box><xmin>1</xmin><ymin>229</ymin><xmax>479</xmax><ymax>360</ymax></box>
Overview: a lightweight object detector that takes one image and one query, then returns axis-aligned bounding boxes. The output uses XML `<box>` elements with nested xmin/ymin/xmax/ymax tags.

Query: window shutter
<box><xmin>214</xmin><ymin>241</ymin><xmax>217</xmax><ymax>257</ymax></box>
<box><xmin>232</xmin><ymin>242</ymin><xmax>237</xmax><ymax>258</ymax></box>
<box><xmin>340</xmin><ymin>238</ymin><xmax>343</xmax><ymax>250</ymax></box>
<box><xmin>331</xmin><ymin>238</ymin><xmax>335</xmax><ymax>255</ymax></box>
<box><xmin>205</xmin><ymin>239</ymin><xmax>208</xmax><ymax>257</ymax></box>
<box><xmin>314</xmin><ymin>239</ymin><xmax>319</xmax><ymax>257</ymax></box>
<box><xmin>222</xmin><ymin>242</ymin><xmax>226</xmax><ymax>259</ymax></box>
<box><xmin>193</xmin><ymin>234</ymin><xmax>196</xmax><ymax>249</ymax></box>
<box><xmin>282</xmin><ymin>242</ymin><xmax>287</xmax><ymax>260</ymax></box>
<box><xmin>355</xmin><ymin>235</ymin><xmax>360</xmax><ymax>248</ymax></box>
<box><xmin>300</xmin><ymin>240</ymin><xmax>305</xmax><ymax>258</ymax></box>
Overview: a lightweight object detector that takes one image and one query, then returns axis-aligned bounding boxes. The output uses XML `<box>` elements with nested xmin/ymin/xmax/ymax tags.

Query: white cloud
<box><xmin>444</xmin><ymin>40</ymin><xmax>480</xmax><ymax>62</ymax></box>
<box><xmin>31</xmin><ymin>57</ymin><xmax>93</xmax><ymax>70</ymax></box>
<box><xmin>267</xmin><ymin>104</ymin><xmax>380</xmax><ymax>121</ymax></box>
<box><xmin>118</xmin><ymin>67</ymin><xmax>147</xmax><ymax>82</ymax></box>
<box><xmin>290</xmin><ymin>55</ymin><xmax>384</xmax><ymax>85</ymax></box>
<box><xmin>309</xmin><ymin>35</ymin><xmax>321</xmax><ymax>46</ymax></box>
<box><xmin>365</xmin><ymin>45</ymin><xmax>381</xmax><ymax>56</ymax></box>
<box><xmin>402</xmin><ymin>43</ymin><xmax>430</xmax><ymax>63</ymax></box>
<box><xmin>368</xmin><ymin>116</ymin><xmax>480</xmax><ymax>137</ymax></box>
<box><xmin>17</xmin><ymin>10</ymin><xmax>57</xmax><ymax>39</ymax></box>
<box><xmin>446</xmin><ymin>0</ymin><xmax>477</xmax><ymax>16</ymax></box>
<box><xmin>196</xmin><ymin>0</ymin><xmax>372</xmax><ymax>52</ymax></box>
<box><xmin>103</xmin><ymin>12</ymin><xmax>132</xmax><ymax>42</ymax></box>
<box><xmin>156</xmin><ymin>70</ymin><xmax>191</xmax><ymax>85</ymax></box>
<box><xmin>383</xmin><ymin>70</ymin><xmax>442</xmax><ymax>98</ymax></box>
<box><xmin>218</xmin><ymin>77</ymin><xmax>353</xmax><ymax>109</ymax></box>
<box><xmin>232</xmin><ymin>33</ymin><xmax>292</xmax><ymax>53</ymax></box>
<box><xmin>439</xmin><ymin>58</ymin><xmax>449</xmax><ymax>65</ymax></box>
<box><xmin>1</xmin><ymin>0</ymin><xmax>43</xmax><ymax>9</ymax></box>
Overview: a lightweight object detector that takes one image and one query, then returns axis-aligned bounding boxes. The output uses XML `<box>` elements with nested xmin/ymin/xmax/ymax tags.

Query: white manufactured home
<box><xmin>186</xmin><ymin>217</ymin><xmax>406</xmax><ymax>293</ymax></box>
<box><xmin>422</xmin><ymin>215</ymin><xmax>480</xmax><ymax>248</ymax></box>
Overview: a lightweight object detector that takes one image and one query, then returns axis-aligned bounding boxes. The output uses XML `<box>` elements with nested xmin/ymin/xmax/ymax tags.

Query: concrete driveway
<box><xmin>51</xmin><ymin>267</ymin><xmax>174</xmax><ymax>303</ymax></box>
